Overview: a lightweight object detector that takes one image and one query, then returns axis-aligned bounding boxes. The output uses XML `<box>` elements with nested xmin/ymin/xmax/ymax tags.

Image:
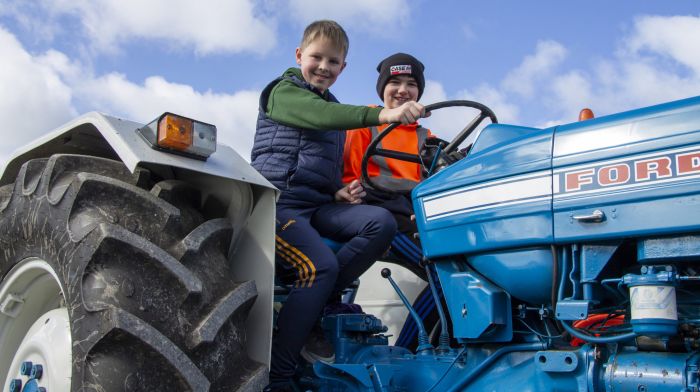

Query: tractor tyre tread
<box><xmin>0</xmin><ymin>154</ymin><xmax>266</xmax><ymax>392</ymax></box>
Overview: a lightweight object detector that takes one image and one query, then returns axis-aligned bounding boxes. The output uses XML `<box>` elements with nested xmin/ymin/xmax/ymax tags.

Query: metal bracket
<box><xmin>555</xmin><ymin>300</ymin><xmax>591</xmax><ymax>321</ymax></box>
<box><xmin>0</xmin><ymin>292</ymin><xmax>24</xmax><ymax>318</ymax></box>
<box><xmin>535</xmin><ymin>351</ymin><xmax>579</xmax><ymax>372</ymax></box>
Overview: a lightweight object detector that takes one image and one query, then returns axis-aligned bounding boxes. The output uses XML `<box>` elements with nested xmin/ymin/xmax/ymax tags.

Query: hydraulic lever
<box><xmin>381</xmin><ymin>268</ymin><xmax>433</xmax><ymax>354</ymax></box>
<box><xmin>423</xmin><ymin>260</ymin><xmax>452</xmax><ymax>354</ymax></box>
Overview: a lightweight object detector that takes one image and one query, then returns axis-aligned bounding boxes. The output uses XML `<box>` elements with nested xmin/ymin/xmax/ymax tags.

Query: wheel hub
<box><xmin>8</xmin><ymin>360</ymin><xmax>46</xmax><ymax>392</ymax></box>
<box><xmin>0</xmin><ymin>259</ymin><xmax>71</xmax><ymax>392</ymax></box>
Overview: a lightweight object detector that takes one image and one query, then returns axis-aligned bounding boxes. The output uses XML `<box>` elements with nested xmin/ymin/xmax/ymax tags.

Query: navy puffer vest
<box><xmin>251</xmin><ymin>76</ymin><xmax>345</xmax><ymax>206</ymax></box>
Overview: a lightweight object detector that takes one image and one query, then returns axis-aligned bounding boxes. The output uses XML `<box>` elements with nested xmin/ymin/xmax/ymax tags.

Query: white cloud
<box><xmin>466</xmin><ymin>14</ymin><xmax>700</xmax><ymax>127</ymax></box>
<box><xmin>285</xmin><ymin>0</ymin><xmax>410</xmax><ymax>33</ymax></box>
<box><xmin>456</xmin><ymin>84</ymin><xmax>520</xmax><ymax>125</ymax></box>
<box><xmin>3</xmin><ymin>0</ymin><xmax>277</xmax><ymax>55</ymax></box>
<box><xmin>75</xmin><ymin>74</ymin><xmax>260</xmax><ymax>159</ymax></box>
<box><xmin>0</xmin><ymin>27</ymin><xmax>77</xmax><ymax>164</ymax></box>
<box><xmin>550</xmin><ymin>71</ymin><xmax>593</xmax><ymax>116</ymax></box>
<box><xmin>590</xmin><ymin>61</ymin><xmax>693</xmax><ymax>113</ymax></box>
<box><xmin>421</xmin><ymin>80</ymin><xmax>448</xmax><ymax>104</ymax></box>
<box><xmin>502</xmin><ymin>40</ymin><xmax>567</xmax><ymax>98</ymax></box>
<box><xmin>419</xmin><ymin>80</ymin><xmax>518</xmax><ymax>144</ymax></box>
<box><xmin>543</xmin><ymin>14</ymin><xmax>700</xmax><ymax>122</ymax></box>
<box><xmin>0</xmin><ymin>25</ymin><xmax>260</xmax><ymax>169</ymax></box>
<box><xmin>626</xmin><ymin>15</ymin><xmax>700</xmax><ymax>73</ymax></box>
<box><xmin>419</xmin><ymin>80</ymin><xmax>452</xmax><ymax>137</ymax></box>
<box><xmin>0</xmin><ymin>1</ymin><xmax>58</xmax><ymax>43</ymax></box>
<box><xmin>420</xmin><ymin>39</ymin><xmax>570</xmax><ymax>128</ymax></box>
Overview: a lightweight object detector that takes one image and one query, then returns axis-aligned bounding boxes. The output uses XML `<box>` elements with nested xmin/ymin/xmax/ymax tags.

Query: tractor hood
<box><xmin>413</xmin><ymin>96</ymin><xmax>700</xmax><ymax>259</ymax></box>
<box><xmin>413</xmin><ymin>123</ymin><xmax>554</xmax><ymax>258</ymax></box>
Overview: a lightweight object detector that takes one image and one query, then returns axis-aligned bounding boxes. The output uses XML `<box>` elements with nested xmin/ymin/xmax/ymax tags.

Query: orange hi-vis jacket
<box><xmin>343</xmin><ymin>122</ymin><xmax>432</xmax><ymax>191</ymax></box>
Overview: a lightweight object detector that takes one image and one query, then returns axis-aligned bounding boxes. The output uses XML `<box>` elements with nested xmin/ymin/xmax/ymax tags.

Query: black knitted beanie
<box><xmin>376</xmin><ymin>53</ymin><xmax>425</xmax><ymax>100</ymax></box>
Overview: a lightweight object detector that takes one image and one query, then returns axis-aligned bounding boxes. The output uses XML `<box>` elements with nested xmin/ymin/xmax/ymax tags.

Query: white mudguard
<box><xmin>1</xmin><ymin>112</ymin><xmax>278</xmax><ymax>367</ymax></box>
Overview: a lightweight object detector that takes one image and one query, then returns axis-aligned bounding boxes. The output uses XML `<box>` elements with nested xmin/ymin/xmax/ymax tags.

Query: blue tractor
<box><xmin>1</xmin><ymin>96</ymin><xmax>699</xmax><ymax>391</ymax></box>
<box><xmin>310</xmin><ymin>96</ymin><xmax>700</xmax><ymax>391</ymax></box>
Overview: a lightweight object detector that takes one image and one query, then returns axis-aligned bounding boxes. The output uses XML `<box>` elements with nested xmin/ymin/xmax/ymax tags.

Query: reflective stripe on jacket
<box><xmin>343</xmin><ymin>122</ymin><xmax>432</xmax><ymax>192</ymax></box>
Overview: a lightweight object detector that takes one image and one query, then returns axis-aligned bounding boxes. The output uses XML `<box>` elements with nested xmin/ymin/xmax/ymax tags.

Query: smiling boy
<box><xmin>251</xmin><ymin>21</ymin><xmax>426</xmax><ymax>392</ymax></box>
<box><xmin>343</xmin><ymin>53</ymin><xmax>434</xmax><ymax>219</ymax></box>
<box><xmin>343</xmin><ymin>53</ymin><xmax>441</xmax><ymax>351</ymax></box>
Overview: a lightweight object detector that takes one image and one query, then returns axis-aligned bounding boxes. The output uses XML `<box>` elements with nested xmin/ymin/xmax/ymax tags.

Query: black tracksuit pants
<box><xmin>270</xmin><ymin>201</ymin><xmax>396</xmax><ymax>379</ymax></box>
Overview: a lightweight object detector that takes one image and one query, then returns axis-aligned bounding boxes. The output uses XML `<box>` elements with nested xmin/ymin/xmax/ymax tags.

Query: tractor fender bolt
<box><xmin>9</xmin><ymin>379</ymin><xmax>21</xmax><ymax>392</ymax></box>
<box><xmin>31</xmin><ymin>364</ymin><xmax>43</xmax><ymax>380</ymax></box>
<box><xmin>20</xmin><ymin>361</ymin><xmax>32</xmax><ymax>376</ymax></box>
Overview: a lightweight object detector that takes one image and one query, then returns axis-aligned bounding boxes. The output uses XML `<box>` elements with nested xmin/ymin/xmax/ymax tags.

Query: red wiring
<box><xmin>570</xmin><ymin>314</ymin><xmax>625</xmax><ymax>346</ymax></box>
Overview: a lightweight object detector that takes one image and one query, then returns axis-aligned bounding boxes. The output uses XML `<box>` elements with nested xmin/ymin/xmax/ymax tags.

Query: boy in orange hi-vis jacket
<box><xmin>343</xmin><ymin>52</ymin><xmax>443</xmax><ymax>351</ymax></box>
<box><xmin>344</xmin><ymin>53</ymin><xmax>433</xmax><ymax>200</ymax></box>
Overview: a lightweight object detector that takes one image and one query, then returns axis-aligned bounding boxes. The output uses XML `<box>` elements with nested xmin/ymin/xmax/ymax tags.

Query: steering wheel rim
<box><xmin>360</xmin><ymin>100</ymin><xmax>497</xmax><ymax>194</ymax></box>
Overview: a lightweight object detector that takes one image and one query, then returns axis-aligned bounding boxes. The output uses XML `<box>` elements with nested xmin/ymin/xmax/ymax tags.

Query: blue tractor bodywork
<box><xmin>313</xmin><ymin>96</ymin><xmax>700</xmax><ymax>391</ymax></box>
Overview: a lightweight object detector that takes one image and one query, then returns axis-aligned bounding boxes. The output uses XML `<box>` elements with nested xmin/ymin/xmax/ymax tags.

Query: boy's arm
<box><xmin>267</xmin><ymin>80</ymin><xmax>382</xmax><ymax>130</ymax></box>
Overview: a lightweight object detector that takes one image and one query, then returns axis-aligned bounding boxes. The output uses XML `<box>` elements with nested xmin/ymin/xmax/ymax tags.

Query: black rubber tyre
<box><xmin>0</xmin><ymin>154</ymin><xmax>267</xmax><ymax>391</ymax></box>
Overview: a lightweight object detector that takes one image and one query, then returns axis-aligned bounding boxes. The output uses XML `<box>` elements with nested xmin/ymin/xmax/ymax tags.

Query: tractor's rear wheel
<box><xmin>0</xmin><ymin>154</ymin><xmax>266</xmax><ymax>391</ymax></box>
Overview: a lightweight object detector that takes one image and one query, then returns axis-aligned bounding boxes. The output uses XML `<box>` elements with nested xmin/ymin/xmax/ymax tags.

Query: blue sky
<box><xmin>1</xmin><ymin>0</ymin><xmax>699</xmax><ymax>166</ymax></box>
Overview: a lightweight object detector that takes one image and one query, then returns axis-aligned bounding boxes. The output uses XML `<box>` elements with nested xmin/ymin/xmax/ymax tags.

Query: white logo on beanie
<box><xmin>390</xmin><ymin>65</ymin><xmax>412</xmax><ymax>75</ymax></box>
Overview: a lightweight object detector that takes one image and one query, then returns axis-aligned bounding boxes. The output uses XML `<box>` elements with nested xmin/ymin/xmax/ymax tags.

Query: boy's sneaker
<box><xmin>300</xmin><ymin>325</ymin><xmax>335</xmax><ymax>363</ymax></box>
<box><xmin>322</xmin><ymin>302</ymin><xmax>364</xmax><ymax>316</ymax></box>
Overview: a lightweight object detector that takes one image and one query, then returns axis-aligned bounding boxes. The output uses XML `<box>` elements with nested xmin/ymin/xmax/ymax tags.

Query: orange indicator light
<box><xmin>578</xmin><ymin>108</ymin><xmax>595</xmax><ymax>121</ymax></box>
<box><xmin>158</xmin><ymin>114</ymin><xmax>193</xmax><ymax>150</ymax></box>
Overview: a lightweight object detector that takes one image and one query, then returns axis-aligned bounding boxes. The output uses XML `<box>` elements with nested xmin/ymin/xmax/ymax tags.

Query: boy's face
<box><xmin>296</xmin><ymin>37</ymin><xmax>346</xmax><ymax>93</ymax></box>
<box><xmin>383</xmin><ymin>75</ymin><xmax>420</xmax><ymax>109</ymax></box>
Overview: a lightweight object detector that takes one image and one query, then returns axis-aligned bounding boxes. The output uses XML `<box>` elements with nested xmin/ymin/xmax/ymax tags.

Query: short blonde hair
<box><xmin>300</xmin><ymin>20</ymin><xmax>349</xmax><ymax>58</ymax></box>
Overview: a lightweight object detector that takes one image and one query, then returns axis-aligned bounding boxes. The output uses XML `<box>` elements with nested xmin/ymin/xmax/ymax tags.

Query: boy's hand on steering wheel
<box><xmin>335</xmin><ymin>179</ymin><xmax>366</xmax><ymax>204</ymax></box>
<box><xmin>378</xmin><ymin>101</ymin><xmax>430</xmax><ymax>125</ymax></box>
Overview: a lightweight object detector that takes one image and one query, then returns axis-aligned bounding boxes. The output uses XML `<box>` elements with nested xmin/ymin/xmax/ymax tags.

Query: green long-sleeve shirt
<box><xmin>266</xmin><ymin>68</ymin><xmax>383</xmax><ymax>130</ymax></box>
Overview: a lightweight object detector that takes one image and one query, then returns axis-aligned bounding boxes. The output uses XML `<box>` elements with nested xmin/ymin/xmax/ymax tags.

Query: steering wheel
<box><xmin>360</xmin><ymin>100</ymin><xmax>497</xmax><ymax>194</ymax></box>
